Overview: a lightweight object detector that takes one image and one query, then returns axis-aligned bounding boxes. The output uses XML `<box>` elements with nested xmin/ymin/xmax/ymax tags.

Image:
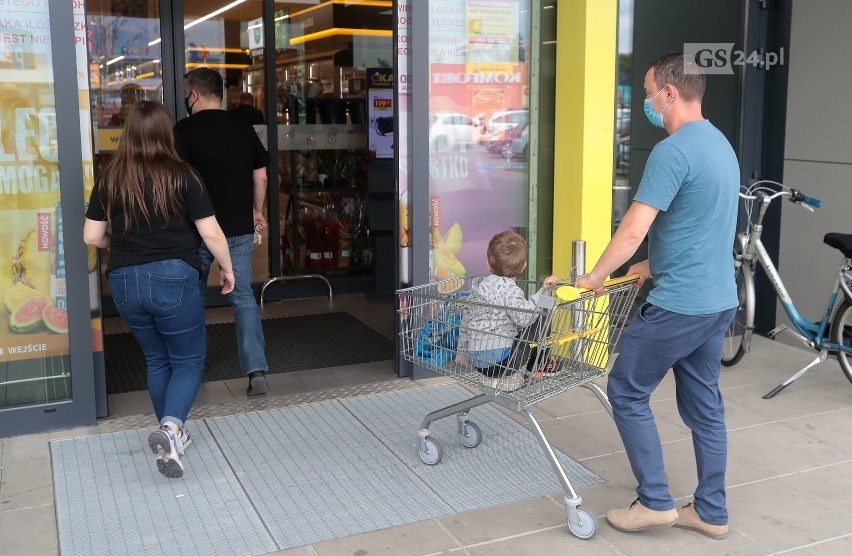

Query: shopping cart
<box><xmin>397</xmin><ymin>274</ymin><xmax>639</xmax><ymax>539</ymax></box>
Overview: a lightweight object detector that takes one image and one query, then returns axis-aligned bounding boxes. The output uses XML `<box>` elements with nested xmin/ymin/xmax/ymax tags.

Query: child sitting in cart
<box><xmin>455</xmin><ymin>230</ymin><xmax>558</xmax><ymax>391</ymax></box>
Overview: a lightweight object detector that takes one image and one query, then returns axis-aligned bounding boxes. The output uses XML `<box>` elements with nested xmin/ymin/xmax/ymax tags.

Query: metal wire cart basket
<box><xmin>397</xmin><ymin>275</ymin><xmax>639</xmax><ymax>539</ymax></box>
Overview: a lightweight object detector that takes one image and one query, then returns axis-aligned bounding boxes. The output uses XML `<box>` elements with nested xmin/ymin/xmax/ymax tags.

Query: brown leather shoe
<box><xmin>673</xmin><ymin>502</ymin><xmax>728</xmax><ymax>539</ymax></box>
<box><xmin>606</xmin><ymin>498</ymin><xmax>678</xmax><ymax>532</ymax></box>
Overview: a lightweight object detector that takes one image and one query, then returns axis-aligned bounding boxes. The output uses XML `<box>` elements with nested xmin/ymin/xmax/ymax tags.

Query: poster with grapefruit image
<box><xmin>0</xmin><ymin>203</ymin><xmax>70</xmax><ymax>364</ymax></box>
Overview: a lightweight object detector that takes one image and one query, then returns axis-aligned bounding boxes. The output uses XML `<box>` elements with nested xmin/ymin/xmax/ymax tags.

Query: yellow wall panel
<box><xmin>552</xmin><ymin>1</ymin><xmax>617</xmax><ymax>278</ymax></box>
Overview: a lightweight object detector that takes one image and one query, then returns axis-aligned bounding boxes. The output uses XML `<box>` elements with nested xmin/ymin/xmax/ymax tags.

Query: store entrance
<box><xmin>84</xmin><ymin>1</ymin><xmax>398</xmax><ymax>402</ymax></box>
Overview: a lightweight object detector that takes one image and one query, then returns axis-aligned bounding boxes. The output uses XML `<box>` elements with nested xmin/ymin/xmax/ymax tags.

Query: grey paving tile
<box><xmin>311</xmin><ymin>518</ymin><xmax>460</xmax><ymax>556</ymax></box>
<box><xmin>293</xmin><ymin>367</ymin><xmax>341</xmax><ymax>391</ymax></box>
<box><xmin>573</xmin><ymin>453</ymin><xmax>641</xmax><ymax>515</ymax></box>
<box><xmin>726</xmin><ymin>478</ymin><xmax>852</xmax><ymax>553</ymax></box>
<box><xmin>525</xmin><ymin>378</ymin><xmax>613</xmax><ymax>418</ymax></box>
<box><xmin>729</xmin><ymin>421</ymin><xmax>852</xmax><ymax>476</ymax></box>
<box><xmin>780</xmin><ymin>408</ymin><xmax>852</xmax><ymax>453</ymax></box>
<box><xmin>109</xmin><ymin>389</ymin><xmax>155</xmax><ymax>417</ymax></box>
<box><xmin>0</xmin><ymin>504</ymin><xmax>58</xmax><ymax>555</ymax></box>
<box><xmin>538</xmin><ymin>406</ymin><xmax>689</xmax><ymax>462</ymax></box>
<box><xmin>598</xmin><ymin>524</ymin><xmax>771</xmax><ymax>556</ymax></box>
<box><xmin>1</xmin><ymin>432</ymin><xmax>51</xmax><ymax>465</ymax></box>
<box><xmin>779</xmin><ymin>535</ymin><xmax>852</xmax><ymax>555</ymax></box>
<box><xmin>0</xmin><ymin>461</ymin><xmax>53</xmax><ymax>512</ymax></box>
<box><xmin>780</xmin><ymin>461</ymin><xmax>852</xmax><ymax>515</ymax></box>
<box><xmin>264</xmin><ymin>547</ymin><xmax>315</xmax><ymax>556</ymax></box>
<box><xmin>465</xmin><ymin>526</ymin><xmax>621</xmax><ymax>555</ymax></box>
<box><xmin>193</xmin><ymin>379</ymin><xmax>238</xmax><ymax>407</ymax></box>
<box><xmin>437</xmin><ymin>496</ymin><xmax>567</xmax><ymax>546</ymax></box>
<box><xmin>654</xmin><ymin>437</ymin><xmax>771</xmax><ymax>499</ymax></box>
<box><xmin>723</xmin><ymin>379</ymin><xmax>852</xmax><ymax>424</ymax></box>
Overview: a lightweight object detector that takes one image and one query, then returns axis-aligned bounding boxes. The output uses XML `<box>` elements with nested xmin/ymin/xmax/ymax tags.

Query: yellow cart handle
<box><xmin>555</xmin><ymin>274</ymin><xmax>641</xmax><ymax>301</ymax></box>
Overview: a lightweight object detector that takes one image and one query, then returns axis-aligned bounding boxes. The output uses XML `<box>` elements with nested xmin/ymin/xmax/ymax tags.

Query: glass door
<box><xmin>0</xmin><ymin>0</ymin><xmax>96</xmax><ymax>435</ymax></box>
<box><xmin>405</xmin><ymin>0</ymin><xmax>548</xmax><ymax>379</ymax></box>
<box><xmin>181</xmin><ymin>0</ymin><xmax>269</xmax><ymax>289</ymax></box>
<box><xmin>425</xmin><ymin>0</ymin><xmax>532</xmax><ymax>284</ymax></box>
<box><xmin>84</xmin><ymin>0</ymin><xmax>165</xmax><ymax>319</ymax></box>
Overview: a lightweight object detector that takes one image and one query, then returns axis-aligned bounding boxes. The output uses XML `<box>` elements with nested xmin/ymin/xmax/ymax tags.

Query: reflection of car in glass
<box><xmin>481</xmin><ymin>109</ymin><xmax>529</xmax><ymax>135</ymax></box>
<box><xmin>488</xmin><ymin>123</ymin><xmax>528</xmax><ymax>159</ymax></box>
<box><xmin>375</xmin><ymin>116</ymin><xmax>394</xmax><ymax>136</ymax></box>
<box><xmin>429</xmin><ymin>111</ymin><xmax>474</xmax><ymax>150</ymax></box>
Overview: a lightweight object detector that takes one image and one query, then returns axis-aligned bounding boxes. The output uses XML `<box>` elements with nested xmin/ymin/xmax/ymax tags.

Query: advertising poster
<box><xmin>396</xmin><ymin>0</ymin><xmax>411</xmax><ymax>283</ymax></box>
<box><xmin>427</xmin><ymin>0</ymin><xmax>529</xmax><ymax>283</ymax></box>
<box><xmin>466</xmin><ymin>0</ymin><xmax>515</xmax><ymax>73</ymax></box>
<box><xmin>367</xmin><ymin>67</ymin><xmax>394</xmax><ymax>159</ymax></box>
<box><xmin>0</xmin><ymin>0</ymin><xmax>72</xmax><ymax>404</ymax></box>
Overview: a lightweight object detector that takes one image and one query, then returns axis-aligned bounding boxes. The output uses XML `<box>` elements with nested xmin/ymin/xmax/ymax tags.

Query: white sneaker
<box><xmin>177</xmin><ymin>429</ymin><xmax>192</xmax><ymax>456</ymax></box>
<box><xmin>483</xmin><ymin>372</ymin><xmax>525</xmax><ymax>392</ymax></box>
<box><xmin>148</xmin><ymin>425</ymin><xmax>184</xmax><ymax>479</ymax></box>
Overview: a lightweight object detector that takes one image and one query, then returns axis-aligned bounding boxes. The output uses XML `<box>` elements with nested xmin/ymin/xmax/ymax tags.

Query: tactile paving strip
<box><xmin>208</xmin><ymin>406</ymin><xmax>453</xmax><ymax>549</ymax></box>
<box><xmin>342</xmin><ymin>384</ymin><xmax>603</xmax><ymax>512</ymax></box>
<box><xmin>51</xmin><ymin>383</ymin><xmax>603</xmax><ymax>554</ymax></box>
<box><xmin>51</xmin><ymin>424</ymin><xmax>277</xmax><ymax>556</ymax></box>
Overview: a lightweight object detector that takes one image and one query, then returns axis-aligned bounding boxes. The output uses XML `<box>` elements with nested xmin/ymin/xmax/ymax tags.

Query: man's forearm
<box><xmin>588</xmin><ymin>229</ymin><xmax>645</xmax><ymax>282</ymax></box>
<box><xmin>588</xmin><ymin>201</ymin><xmax>657</xmax><ymax>282</ymax></box>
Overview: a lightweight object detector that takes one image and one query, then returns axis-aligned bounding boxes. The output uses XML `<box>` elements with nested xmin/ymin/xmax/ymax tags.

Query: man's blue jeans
<box><xmin>607</xmin><ymin>303</ymin><xmax>736</xmax><ymax>526</ymax></box>
<box><xmin>108</xmin><ymin>260</ymin><xmax>206</xmax><ymax>429</ymax></box>
<box><xmin>199</xmin><ymin>234</ymin><xmax>268</xmax><ymax>375</ymax></box>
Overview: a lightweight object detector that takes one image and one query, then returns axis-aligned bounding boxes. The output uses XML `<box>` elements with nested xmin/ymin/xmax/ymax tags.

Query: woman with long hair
<box><xmin>84</xmin><ymin>100</ymin><xmax>234</xmax><ymax>479</ymax></box>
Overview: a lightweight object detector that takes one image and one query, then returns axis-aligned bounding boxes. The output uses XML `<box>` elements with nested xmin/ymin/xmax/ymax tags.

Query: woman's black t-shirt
<box><xmin>85</xmin><ymin>171</ymin><xmax>216</xmax><ymax>273</ymax></box>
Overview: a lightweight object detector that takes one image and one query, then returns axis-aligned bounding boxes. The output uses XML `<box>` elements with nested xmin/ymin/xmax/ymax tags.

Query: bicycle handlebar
<box><xmin>739</xmin><ymin>180</ymin><xmax>821</xmax><ymax>211</ymax></box>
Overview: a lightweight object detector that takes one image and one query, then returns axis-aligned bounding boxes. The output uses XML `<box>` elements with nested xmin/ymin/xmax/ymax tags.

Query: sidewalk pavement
<box><xmin>2</xmin><ymin>336</ymin><xmax>852</xmax><ymax>555</ymax></box>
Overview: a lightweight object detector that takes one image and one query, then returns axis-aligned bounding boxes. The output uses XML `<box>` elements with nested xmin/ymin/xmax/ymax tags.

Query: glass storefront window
<box><xmin>427</xmin><ymin>0</ymin><xmax>532</xmax><ymax>281</ymax></box>
<box><xmin>0</xmin><ymin>1</ymin><xmax>72</xmax><ymax>408</ymax></box>
<box><xmin>274</xmin><ymin>1</ymin><xmax>392</xmax><ymax>276</ymax></box>
<box><xmin>614</xmin><ymin>0</ymin><xmax>633</xmax><ymax>231</ymax></box>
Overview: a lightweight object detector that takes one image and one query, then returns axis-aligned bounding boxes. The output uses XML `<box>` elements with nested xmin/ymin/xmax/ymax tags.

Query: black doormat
<box><xmin>104</xmin><ymin>312</ymin><xmax>395</xmax><ymax>395</ymax></box>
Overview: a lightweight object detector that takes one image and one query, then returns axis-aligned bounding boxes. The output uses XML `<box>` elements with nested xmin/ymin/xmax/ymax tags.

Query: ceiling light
<box><xmin>148</xmin><ymin>0</ymin><xmax>248</xmax><ymax>46</ymax></box>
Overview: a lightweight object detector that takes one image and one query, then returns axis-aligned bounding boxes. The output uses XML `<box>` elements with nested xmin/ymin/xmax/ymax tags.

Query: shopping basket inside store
<box><xmin>396</xmin><ymin>274</ymin><xmax>639</xmax><ymax>539</ymax></box>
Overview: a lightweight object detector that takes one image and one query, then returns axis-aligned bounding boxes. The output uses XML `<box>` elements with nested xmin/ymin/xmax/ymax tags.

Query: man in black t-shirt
<box><xmin>175</xmin><ymin>67</ymin><xmax>271</xmax><ymax>396</ymax></box>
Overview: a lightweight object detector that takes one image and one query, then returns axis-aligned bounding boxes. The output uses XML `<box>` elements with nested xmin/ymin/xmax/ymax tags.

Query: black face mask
<box><xmin>184</xmin><ymin>92</ymin><xmax>196</xmax><ymax>115</ymax></box>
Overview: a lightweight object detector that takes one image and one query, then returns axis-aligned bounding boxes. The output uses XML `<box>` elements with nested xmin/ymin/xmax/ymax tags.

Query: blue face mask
<box><xmin>644</xmin><ymin>88</ymin><xmax>673</xmax><ymax>128</ymax></box>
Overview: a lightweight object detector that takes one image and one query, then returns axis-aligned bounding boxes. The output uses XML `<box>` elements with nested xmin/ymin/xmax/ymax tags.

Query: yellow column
<box><xmin>552</xmin><ymin>0</ymin><xmax>618</xmax><ymax>277</ymax></box>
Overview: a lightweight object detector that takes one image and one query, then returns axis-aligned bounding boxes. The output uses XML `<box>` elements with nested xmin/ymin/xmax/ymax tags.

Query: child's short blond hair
<box><xmin>488</xmin><ymin>231</ymin><xmax>527</xmax><ymax>277</ymax></box>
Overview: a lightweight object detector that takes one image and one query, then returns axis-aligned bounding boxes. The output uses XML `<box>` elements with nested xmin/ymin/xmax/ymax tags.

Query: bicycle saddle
<box><xmin>823</xmin><ymin>233</ymin><xmax>852</xmax><ymax>258</ymax></box>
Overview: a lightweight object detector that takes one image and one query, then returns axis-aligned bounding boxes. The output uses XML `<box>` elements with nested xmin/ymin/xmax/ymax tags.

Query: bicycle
<box><xmin>722</xmin><ymin>180</ymin><xmax>852</xmax><ymax>399</ymax></box>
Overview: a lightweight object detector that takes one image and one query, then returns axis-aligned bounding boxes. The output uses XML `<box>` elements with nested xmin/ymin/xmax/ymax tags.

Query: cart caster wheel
<box><xmin>419</xmin><ymin>437</ymin><xmax>443</xmax><ymax>465</ymax></box>
<box><xmin>458</xmin><ymin>421</ymin><xmax>482</xmax><ymax>448</ymax></box>
<box><xmin>567</xmin><ymin>509</ymin><xmax>596</xmax><ymax>539</ymax></box>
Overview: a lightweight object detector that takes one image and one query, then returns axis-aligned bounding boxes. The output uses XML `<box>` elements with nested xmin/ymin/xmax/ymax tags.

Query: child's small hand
<box><xmin>455</xmin><ymin>358</ymin><xmax>471</xmax><ymax>367</ymax></box>
<box><xmin>542</xmin><ymin>275</ymin><xmax>559</xmax><ymax>288</ymax></box>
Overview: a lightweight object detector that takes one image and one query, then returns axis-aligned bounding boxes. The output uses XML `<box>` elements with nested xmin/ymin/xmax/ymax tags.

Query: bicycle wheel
<box><xmin>722</xmin><ymin>260</ymin><xmax>754</xmax><ymax>366</ymax></box>
<box><xmin>830</xmin><ymin>298</ymin><xmax>852</xmax><ymax>384</ymax></box>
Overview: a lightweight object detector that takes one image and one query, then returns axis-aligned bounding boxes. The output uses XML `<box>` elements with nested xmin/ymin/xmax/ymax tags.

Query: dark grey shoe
<box><xmin>247</xmin><ymin>371</ymin><xmax>268</xmax><ymax>396</ymax></box>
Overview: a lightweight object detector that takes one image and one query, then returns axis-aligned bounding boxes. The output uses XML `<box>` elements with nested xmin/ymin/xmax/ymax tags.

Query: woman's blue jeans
<box><xmin>109</xmin><ymin>259</ymin><xmax>206</xmax><ymax>429</ymax></box>
<box><xmin>199</xmin><ymin>234</ymin><xmax>268</xmax><ymax>375</ymax></box>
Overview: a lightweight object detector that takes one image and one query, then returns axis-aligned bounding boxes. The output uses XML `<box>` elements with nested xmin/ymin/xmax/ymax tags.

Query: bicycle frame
<box><xmin>739</xmin><ymin>200</ymin><xmax>852</xmax><ymax>355</ymax></box>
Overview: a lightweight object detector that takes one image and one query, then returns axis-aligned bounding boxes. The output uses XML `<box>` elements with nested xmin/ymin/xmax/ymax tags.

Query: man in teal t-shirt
<box><xmin>577</xmin><ymin>52</ymin><xmax>739</xmax><ymax>540</ymax></box>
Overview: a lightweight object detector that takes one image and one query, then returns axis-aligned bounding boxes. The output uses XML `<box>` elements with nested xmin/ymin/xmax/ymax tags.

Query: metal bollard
<box><xmin>571</xmin><ymin>240</ymin><xmax>586</xmax><ymax>281</ymax></box>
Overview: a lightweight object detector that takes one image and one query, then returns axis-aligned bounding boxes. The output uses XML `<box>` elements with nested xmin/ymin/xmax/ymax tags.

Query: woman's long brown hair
<box><xmin>98</xmin><ymin>100</ymin><xmax>199</xmax><ymax>229</ymax></box>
